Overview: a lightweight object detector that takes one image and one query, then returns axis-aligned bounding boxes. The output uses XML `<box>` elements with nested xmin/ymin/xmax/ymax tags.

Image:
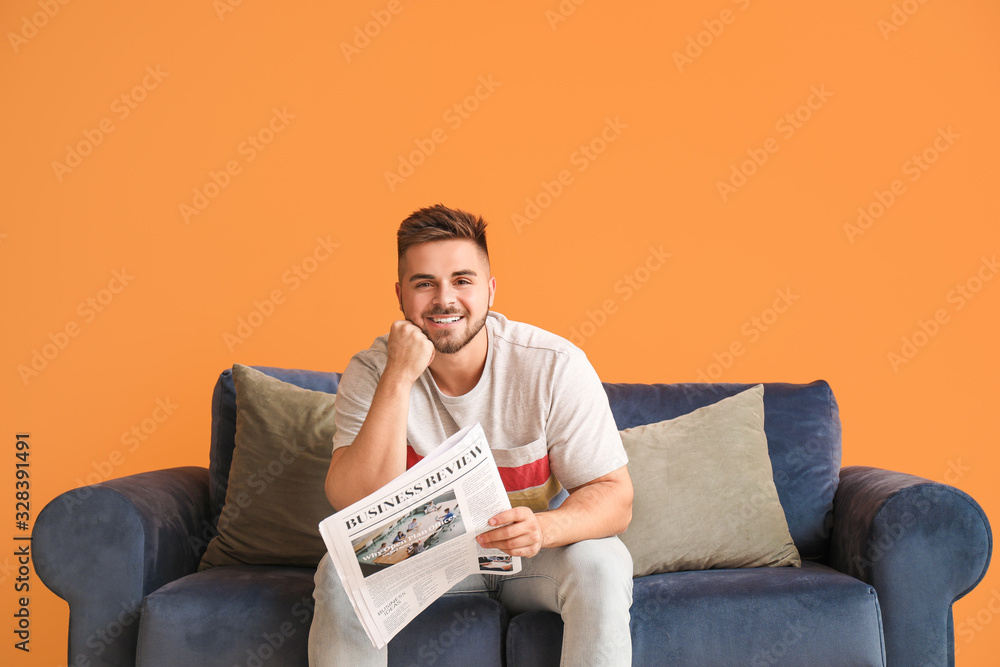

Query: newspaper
<box><xmin>318</xmin><ymin>422</ymin><xmax>521</xmax><ymax>649</ymax></box>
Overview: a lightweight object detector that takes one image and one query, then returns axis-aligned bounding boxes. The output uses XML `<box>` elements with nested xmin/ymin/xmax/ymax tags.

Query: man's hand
<box><xmin>476</xmin><ymin>466</ymin><xmax>632</xmax><ymax>558</ymax></box>
<box><xmin>385</xmin><ymin>319</ymin><xmax>435</xmax><ymax>384</ymax></box>
<box><xmin>476</xmin><ymin>507</ymin><xmax>547</xmax><ymax>558</ymax></box>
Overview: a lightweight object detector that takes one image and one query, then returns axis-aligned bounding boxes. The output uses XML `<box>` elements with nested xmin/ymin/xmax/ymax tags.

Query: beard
<box><xmin>422</xmin><ymin>309</ymin><xmax>488</xmax><ymax>354</ymax></box>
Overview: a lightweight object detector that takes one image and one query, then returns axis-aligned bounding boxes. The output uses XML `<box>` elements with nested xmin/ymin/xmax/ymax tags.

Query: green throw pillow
<box><xmin>198</xmin><ymin>364</ymin><xmax>336</xmax><ymax>570</ymax></box>
<box><xmin>618</xmin><ymin>384</ymin><xmax>801</xmax><ymax>577</ymax></box>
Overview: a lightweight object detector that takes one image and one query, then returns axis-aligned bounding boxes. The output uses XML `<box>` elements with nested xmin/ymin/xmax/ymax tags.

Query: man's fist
<box><xmin>385</xmin><ymin>319</ymin><xmax>435</xmax><ymax>384</ymax></box>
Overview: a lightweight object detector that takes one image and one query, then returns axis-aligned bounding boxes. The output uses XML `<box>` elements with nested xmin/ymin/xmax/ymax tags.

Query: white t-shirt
<box><xmin>332</xmin><ymin>311</ymin><xmax>628</xmax><ymax>510</ymax></box>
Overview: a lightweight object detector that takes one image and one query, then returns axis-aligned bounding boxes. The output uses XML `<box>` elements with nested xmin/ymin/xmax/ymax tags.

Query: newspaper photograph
<box><xmin>318</xmin><ymin>422</ymin><xmax>521</xmax><ymax>648</ymax></box>
<box><xmin>351</xmin><ymin>490</ymin><xmax>465</xmax><ymax>576</ymax></box>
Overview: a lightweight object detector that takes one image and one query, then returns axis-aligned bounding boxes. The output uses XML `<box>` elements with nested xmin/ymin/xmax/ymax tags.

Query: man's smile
<box><xmin>427</xmin><ymin>314</ymin><xmax>464</xmax><ymax>327</ymax></box>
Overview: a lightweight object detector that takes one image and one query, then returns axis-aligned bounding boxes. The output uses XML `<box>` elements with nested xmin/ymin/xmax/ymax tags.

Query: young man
<box><xmin>309</xmin><ymin>204</ymin><xmax>634</xmax><ymax>666</ymax></box>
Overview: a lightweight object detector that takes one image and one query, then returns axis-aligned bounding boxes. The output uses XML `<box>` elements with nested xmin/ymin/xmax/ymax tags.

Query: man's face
<box><xmin>396</xmin><ymin>239</ymin><xmax>495</xmax><ymax>355</ymax></box>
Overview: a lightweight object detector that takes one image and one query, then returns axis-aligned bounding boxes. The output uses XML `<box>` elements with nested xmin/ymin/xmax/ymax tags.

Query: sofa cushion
<box><xmin>200</xmin><ymin>365</ymin><xmax>337</xmax><ymax>569</ymax></box>
<box><xmin>137</xmin><ymin>566</ymin><xmax>317</xmax><ymax>667</ymax></box>
<box><xmin>603</xmin><ymin>381</ymin><xmax>841</xmax><ymax>559</ymax></box>
<box><xmin>209</xmin><ymin>366</ymin><xmax>342</xmax><ymax>531</ymax></box>
<box><xmin>506</xmin><ymin>561</ymin><xmax>885</xmax><ymax>666</ymax></box>
<box><xmin>618</xmin><ymin>384</ymin><xmax>800</xmax><ymax>576</ymax></box>
<box><xmin>136</xmin><ymin>565</ymin><xmax>508</xmax><ymax>667</ymax></box>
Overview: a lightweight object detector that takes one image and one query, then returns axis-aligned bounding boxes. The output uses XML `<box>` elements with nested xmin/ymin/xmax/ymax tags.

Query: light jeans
<box><xmin>308</xmin><ymin>535</ymin><xmax>633</xmax><ymax>667</ymax></box>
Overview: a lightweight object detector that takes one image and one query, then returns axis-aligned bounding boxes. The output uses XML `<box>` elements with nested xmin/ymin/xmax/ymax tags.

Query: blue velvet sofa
<box><xmin>35</xmin><ymin>367</ymin><xmax>992</xmax><ymax>666</ymax></box>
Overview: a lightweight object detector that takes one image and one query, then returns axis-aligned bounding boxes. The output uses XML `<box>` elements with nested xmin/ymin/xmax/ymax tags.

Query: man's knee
<box><xmin>565</xmin><ymin>537</ymin><xmax>633</xmax><ymax>581</ymax></box>
<box><xmin>556</xmin><ymin>537</ymin><xmax>633</xmax><ymax>607</ymax></box>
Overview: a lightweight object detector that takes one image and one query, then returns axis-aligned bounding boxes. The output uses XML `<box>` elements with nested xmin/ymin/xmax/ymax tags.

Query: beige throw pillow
<box><xmin>198</xmin><ymin>364</ymin><xmax>336</xmax><ymax>570</ymax></box>
<box><xmin>618</xmin><ymin>384</ymin><xmax>801</xmax><ymax>577</ymax></box>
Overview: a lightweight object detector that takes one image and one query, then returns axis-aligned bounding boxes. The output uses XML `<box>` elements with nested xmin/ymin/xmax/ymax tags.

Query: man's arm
<box><xmin>476</xmin><ymin>464</ymin><xmax>633</xmax><ymax>557</ymax></box>
<box><xmin>324</xmin><ymin>320</ymin><xmax>434</xmax><ymax>511</ymax></box>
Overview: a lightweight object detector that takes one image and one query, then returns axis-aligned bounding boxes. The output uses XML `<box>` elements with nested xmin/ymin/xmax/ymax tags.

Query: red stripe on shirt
<box><xmin>406</xmin><ymin>445</ymin><xmax>551</xmax><ymax>493</ymax></box>
<box><xmin>406</xmin><ymin>445</ymin><xmax>423</xmax><ymax>471</ymax></box>
<box><xmin>497</xmin><ymin>456</ymin><xmax>551</xmax><ymax>492</ymax></box>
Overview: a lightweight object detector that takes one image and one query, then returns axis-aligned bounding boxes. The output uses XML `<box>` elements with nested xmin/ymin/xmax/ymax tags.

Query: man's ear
<box><xmin>488</xmin><ymin>276</ymin><xmax>496</xmax><ymax>308</ymax></box>
<box><xmin>395</xmin><ymin>282</ymin><xmax>403</xmax><ymax>311</ymax></box>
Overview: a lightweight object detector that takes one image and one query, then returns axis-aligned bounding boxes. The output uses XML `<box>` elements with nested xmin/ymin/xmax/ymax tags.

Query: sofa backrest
<box><xmin>210</xmin><ymin>369</ymin><xmax>840</xmax><ymax>561</ymax></box>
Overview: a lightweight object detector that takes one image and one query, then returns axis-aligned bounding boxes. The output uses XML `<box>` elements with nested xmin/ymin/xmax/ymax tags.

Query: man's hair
<box><xmin>397</xmin><ymin>204</ymin><xmax>489</xmax><ymax>272</ymax></box>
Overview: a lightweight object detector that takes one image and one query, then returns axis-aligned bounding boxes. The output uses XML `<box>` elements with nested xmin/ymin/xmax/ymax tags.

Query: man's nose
<box><xmin>432</xmin><ymin>285</ymin><xmax>455</xmax><ymax>307</ymax></box>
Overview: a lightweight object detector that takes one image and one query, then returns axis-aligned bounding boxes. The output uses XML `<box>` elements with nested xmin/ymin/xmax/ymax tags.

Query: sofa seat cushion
<box><xmin>136</xmin><ymin>565</ymin><xmax>508</xmax><ymax>667</ymax></box>
<box><xmin>506</xmin><ymin>561</ymin><xmax>885</xmax><ymax>667</ymax></box>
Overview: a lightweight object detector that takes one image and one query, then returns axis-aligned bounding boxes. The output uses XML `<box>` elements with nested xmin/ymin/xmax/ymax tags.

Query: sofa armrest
<box><xmin>34</xmin><ymin>466</ymin><xmax>211</xmax><ymax>667</ymax></box>
<box><xmin>829</xmin><ymin>465</ymin><xmax>992</xmax><ymax>666</ymax></box>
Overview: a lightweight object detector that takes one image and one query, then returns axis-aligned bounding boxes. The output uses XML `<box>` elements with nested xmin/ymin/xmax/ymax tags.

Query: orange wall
<box><xmin>2</xmin><ymin>1</ymin><xmax>998</xmax><ymax>665</ymax></box>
